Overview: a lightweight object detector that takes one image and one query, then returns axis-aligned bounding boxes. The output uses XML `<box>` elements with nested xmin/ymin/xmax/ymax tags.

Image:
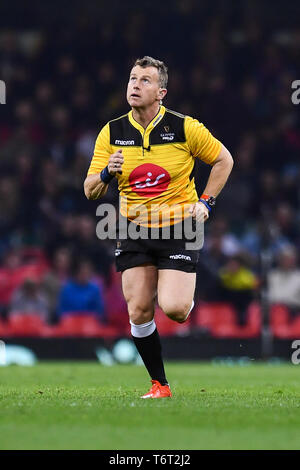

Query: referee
<box><xmin>84</xmin><ymin>56</ymin><xmax>233</xmax><ymax>398</ymax></box>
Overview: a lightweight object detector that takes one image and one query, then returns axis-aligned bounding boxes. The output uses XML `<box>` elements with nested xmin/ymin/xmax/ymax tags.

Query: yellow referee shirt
<box><xmin>87</xmin><ymin>106</ymin><xmax>221</xmax><ymax>227</ymax></box>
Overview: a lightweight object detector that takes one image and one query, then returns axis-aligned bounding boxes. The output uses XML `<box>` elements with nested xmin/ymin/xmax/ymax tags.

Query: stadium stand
<box><xmin>0</xmin><ymin>1</ymin><xmax>300</xmax><ymax>342</ymax></box>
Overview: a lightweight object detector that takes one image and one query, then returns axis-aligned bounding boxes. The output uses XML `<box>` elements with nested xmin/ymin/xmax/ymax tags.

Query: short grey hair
<box><xmin>134</xmin><ymin>56</ymin><xmax>168</xmax><ymax>88</ymax></box>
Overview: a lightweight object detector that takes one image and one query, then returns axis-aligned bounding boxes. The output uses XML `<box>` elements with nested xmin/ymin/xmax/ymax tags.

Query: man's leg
<box><xmin>122</xmin><ymin>263</ymin><xmax>169</xmax><ymax>387</ymax></box>
<box><xmin>157</xmin><ymin>269</ymin><xmax>196</xmax><ymax>323</ymax></box>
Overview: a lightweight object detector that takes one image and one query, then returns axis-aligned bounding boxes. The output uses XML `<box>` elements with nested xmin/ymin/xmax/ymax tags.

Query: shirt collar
<box><xmin>128</xmin><ymin>105</ymin><xmax>166</xmax><ymax>134</ymax></box>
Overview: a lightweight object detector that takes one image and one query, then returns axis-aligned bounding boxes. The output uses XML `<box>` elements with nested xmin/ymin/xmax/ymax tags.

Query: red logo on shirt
<box><xmin>129</xmin><ymin>164</ymin><xmax>171</xmax><ymax>197</ymax></box>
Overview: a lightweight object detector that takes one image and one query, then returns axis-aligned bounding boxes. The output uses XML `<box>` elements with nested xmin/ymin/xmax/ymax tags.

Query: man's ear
<box><xmin>159</xmin><ymin>88</ymin><xmax>167</xmax><ymax>101</ymax></box>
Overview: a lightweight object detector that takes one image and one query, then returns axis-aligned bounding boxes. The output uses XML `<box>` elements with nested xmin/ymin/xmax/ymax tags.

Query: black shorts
<box><xmin>115</xmin><ymin>216</ymin><xmax>200</xmax><ymax>273</ymax></box>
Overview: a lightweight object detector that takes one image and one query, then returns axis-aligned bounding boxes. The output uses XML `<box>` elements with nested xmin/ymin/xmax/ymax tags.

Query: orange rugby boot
<box><xmin>141</xmin><ymin>380</ymin><xmax>172</xmax><ymax>399</ymax></box>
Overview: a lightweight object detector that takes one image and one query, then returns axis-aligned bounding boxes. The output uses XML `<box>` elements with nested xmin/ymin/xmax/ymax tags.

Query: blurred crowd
<box><xmin>0</xmin><ymin>1</ymin><xmax>300</xmax><ymax>329</ymax></box>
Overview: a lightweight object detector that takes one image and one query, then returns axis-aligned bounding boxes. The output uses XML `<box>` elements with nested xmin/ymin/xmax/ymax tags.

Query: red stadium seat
<box><xmin>103</xmin><ymin>273</ymin><xmax>129</xmax><ymax>333</ymax></box>
<box><xmin>7</xmin><ymin>313</ymin><xmax>48</xmax><ymax>337</ymax></box>
<box><xmin>195</xmin><ymin>302</ymin><xmax>236</xmax><ymax>335</ymax></box>
<box><xmin>210</xmin><ymin>304</ymin><xmax>236</xmax><ymax>337</ymax></box>
<box><xmin>0</xmin><ymin>265</ymin><xmax>49</xmax><ymax>309</ymax></box>
<box><xmin>154</xmin><ymin>307</ymin><xmax>190</xmax><ymax>336</ymax></box>
<box><xmin>270</xmin><ymin>304</ymin><xmax>290</xmax><ymax>328</ymax></box>
<box><xmin>19</xmin><ymin>247</ymin><xmax>49</xmax><ymax>267</ymax></box>
<box><xmin>195</xmin><ymin>302</ymin><xmax>261</xmax><ymax>338</ymax></box>
<box><xmin>0</xmin><ymin>248</ymin><xmax>50</xmax><ymax>309</ymax></box>
<box><xmin>270</xmin><ymin>304</ymin><xmax>300</xmax><ymax>338</ymax></box>
<box><xmin>270</xmin><ymin>304</ymin><xmax>291</xmax><ymax>338</ymax></box>
<box><xmin>54</xmin><ymin>313</ymin><xmax>119</xmax><ymax>337</ymax></box>
<box><xmin>289</xmin><ymin>316</ymin><xmax>300</xmax><ymax>336</ymax></box>
<box><xmin>194</xmin><ymin>302</ymin><xmax>214</xmax><ymax>330</ymax></box>
<box><xmin>233</xmin><ymin>302</ymin><xmax>262</xmax><ymax>338</ymax></box>
<box><xmin>12</xmin><ymin>265</ymin><xmax>45</xmax><ymax>286</ymax></box>
<box><xmin>247</xmin><ymin>302</ymin><xmax>261</xmax><ymax>329</ymax></box>
<box><xmin>0</xmin><ymin>318</ymin><xmax>9</xmax><ymax>336</ymax></box>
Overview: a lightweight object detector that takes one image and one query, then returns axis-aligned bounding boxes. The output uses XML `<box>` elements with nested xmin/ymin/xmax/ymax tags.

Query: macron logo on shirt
<box><xmin>115</xmin><ymin>139</ymin><xmax>135</xmax><ymax>145</ymax></box>
<box><xmin>169</xmin><ymin>254</ymin><xmax>192</xmax><ymax>261</ymax></box>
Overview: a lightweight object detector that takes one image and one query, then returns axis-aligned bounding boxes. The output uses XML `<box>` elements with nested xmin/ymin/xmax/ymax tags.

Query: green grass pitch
<box><xmin>0</xmin><ymin>361</ymin><xmax>299</xmax><ymax>450</ymax></box>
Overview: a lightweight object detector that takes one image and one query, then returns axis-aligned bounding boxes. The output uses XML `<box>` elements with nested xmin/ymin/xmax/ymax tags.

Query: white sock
<box><xmin>130</xmin><ymin>318</ymin><xmax>156</xmax><ymax>338</ymax></box>
<box><xmin>182</xmin><ymin>300</ymin><xmax>194</xmax><ymax>322</ymax></box>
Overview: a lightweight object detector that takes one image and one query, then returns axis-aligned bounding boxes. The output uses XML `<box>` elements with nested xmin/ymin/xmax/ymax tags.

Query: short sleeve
<box><xmin>87</xmin><ymin>123</ymin><xmax>111</xmax><ymax>175</ymax></box>
<box><xmin>185</xmin><ymin>116</ymin><xmax>222</xmax><ymax>165</ymax></box>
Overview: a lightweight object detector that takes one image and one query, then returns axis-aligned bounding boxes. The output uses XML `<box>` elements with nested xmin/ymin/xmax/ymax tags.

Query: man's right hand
<box><xmin>108</xmin><ymin>149</ymin><xmax>124</xmax><ymax>175</ymax></box>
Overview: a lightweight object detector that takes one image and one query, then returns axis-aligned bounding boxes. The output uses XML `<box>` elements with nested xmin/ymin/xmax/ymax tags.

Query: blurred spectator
<box><xmin>0</xmin><ymin>3</ymin><xmax>299</xmax><ymax>333</ymax></box>
<box><xmin>42</xmin><ymin>247</ymin><xmax>71</xmax><ymax>323</ymax></box>
<box><xmin>206</xmin><ymin>216</ymin><xmax>242</xmax><ymax>256</ymax></box>
<box><xmin>267</xmin><ymin>245</ymin><xmax>300</xmax><ymax>316</ymax></box>
<box><xmin>45</xmin><ymin>213</ymin><xmax>77</xmax><ymax>257</ymax></box>
<box><xmin>196</xmin><ymin>234</ymin><xmax>228</xmax><ymax>302</ymax></box>
<box><xmin>0</xmin><ymin>176</ymin><xmax>21</xmax><ymax>238</ymax></box>
<box><xmin>218</xmin><ymin>254</ymin><xmax>259</xmax><ymax>325</ymax></box>
<box><xmin>9</xmin><ymin>278</ymin><xmax>49</xmax><ymax>321</ymax></box>
<box><xmin>73</xmin><ymin>215</ymin><xmax>113</xmax><ymax>281</ymax></box>
<box><xmin>0</xmin><ymin>248</ymin><xmax>49</xmax><ymax>318</ymax></box>
<box><xmin>0</xmin><ymin>250</ymin><xmax>22</xmax><ymax>319</ymax></box>
<box><xmin>103</xmin><ymin>266</ymin><xmax>129</xmax><ymax>330</ymax></box>
<box><xmin>273</xmin><ymin>203</ymin><xmax>300</xmax><ymax>245</ymax></box>
<box><xmin>57</xmin><ymin>258</ymin><xmax>105</xmax><ymax>321</ymax></box>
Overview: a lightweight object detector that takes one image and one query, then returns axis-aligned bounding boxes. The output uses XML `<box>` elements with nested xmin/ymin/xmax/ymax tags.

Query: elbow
<box><xmin>228</xmin><ymin>153</ymin><xmax>234</xmax><ymax>172</ymax></box>
<box><xmin>222</xmin><ymin>146</ymin><xmax>234</xmax><ymax>171</ymax></box>
<box><xmin>212</xmin><ymin>145</ymin><xmax>234</xmax><ymax>172</ymax></box>
<box><xmin>221</xmin><ymin>149</ymin><xmax>234</xmax><ymax>173</ymax></box>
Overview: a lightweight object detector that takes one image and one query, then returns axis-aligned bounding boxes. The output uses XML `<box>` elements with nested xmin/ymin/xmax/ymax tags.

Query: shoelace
<box><xmin>149</xmin><ymin>380</ymin><xmax>162</xmax><ymax>393</ymax></box>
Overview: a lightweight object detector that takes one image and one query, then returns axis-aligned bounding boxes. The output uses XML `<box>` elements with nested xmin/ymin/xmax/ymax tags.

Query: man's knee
<box><xmin>127</xmin><ymin>302</ymin><xmax>154</xmax><ymax>325</ymax></box>
<box><xmin>160</xmin><ymin>300</ymin><xmax>192</xmax><ymax>323</ymax></box>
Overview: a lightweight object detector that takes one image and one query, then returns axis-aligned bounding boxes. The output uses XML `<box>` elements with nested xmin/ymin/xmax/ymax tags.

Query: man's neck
<box><xmin>131</xmin><ymin>103</ymin><xmax>161</xmax><ymax>129</ymax></box>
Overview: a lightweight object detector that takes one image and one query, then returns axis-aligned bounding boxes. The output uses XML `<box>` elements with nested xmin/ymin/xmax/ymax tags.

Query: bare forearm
<box><xmin>84</xmin><ymin>149</ymin><xmax>124</xmax><ymax>200</ymax></box>
<box><xmin>202</xmin><ymin>149</ymin><xmax>233</xmax><ymax>197</ymax></box>
<box><xmin>84</xmin><ymin>174</ymin><xmax>109</xmax><ymax>200</ymax></box>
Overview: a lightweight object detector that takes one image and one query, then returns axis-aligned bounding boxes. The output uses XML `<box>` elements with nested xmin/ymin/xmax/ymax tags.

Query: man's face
<box><xmin>127</xmin><ymin>65</ymin><xmax>166</xmax><ymax>109</ymax></box>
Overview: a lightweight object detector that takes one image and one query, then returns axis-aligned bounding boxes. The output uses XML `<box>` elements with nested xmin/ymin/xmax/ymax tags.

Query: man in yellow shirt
<box><xmin>219</xmin><ymin>255</ymin><xmax>259</xmax><ymax>325</ymax></box>
<box><xmin>84</xmin><ymin>56</ymin><xmax>233</xmax><ymax>398</ymax></box>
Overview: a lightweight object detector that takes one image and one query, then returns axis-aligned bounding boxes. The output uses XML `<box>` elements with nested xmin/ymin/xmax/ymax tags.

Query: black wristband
<box><xmin>100</xmin><ymin>166</ymin><xmax>114</xmax><ymax>184</ymax></box>
<box><xmin>199</xmin><ymin>199</ymin><xmax>212</xmax><ymax>212</ymax></box>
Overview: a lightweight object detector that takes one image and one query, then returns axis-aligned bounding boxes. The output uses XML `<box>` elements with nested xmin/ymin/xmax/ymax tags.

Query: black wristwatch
<box><xmin>199</xmin><ymin>195</ymin><xmax>216</xmax><ymax>212</ymax></box>
<box><xmin>206</xmin><ymin>196</ymin><xmax>216</xmax><ymax>207</ymax></box>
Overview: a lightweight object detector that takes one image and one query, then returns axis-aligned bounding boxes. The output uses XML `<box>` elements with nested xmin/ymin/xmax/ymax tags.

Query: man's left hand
<box><xmin>189</xmin><ymin>201</ymin><xmax>209</xmax><ymax>222</ymax></box>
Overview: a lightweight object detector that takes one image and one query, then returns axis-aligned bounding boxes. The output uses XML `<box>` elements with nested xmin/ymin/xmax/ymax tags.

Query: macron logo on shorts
<box><xmin>169</xmin><ymin>254</ymin><xmax>191</xmax><ymax>261</ymax></box>
<box><xmin>115</xmin><ymin>139</ymin><xmax>135</xmax><ymax>145</ymax></box>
